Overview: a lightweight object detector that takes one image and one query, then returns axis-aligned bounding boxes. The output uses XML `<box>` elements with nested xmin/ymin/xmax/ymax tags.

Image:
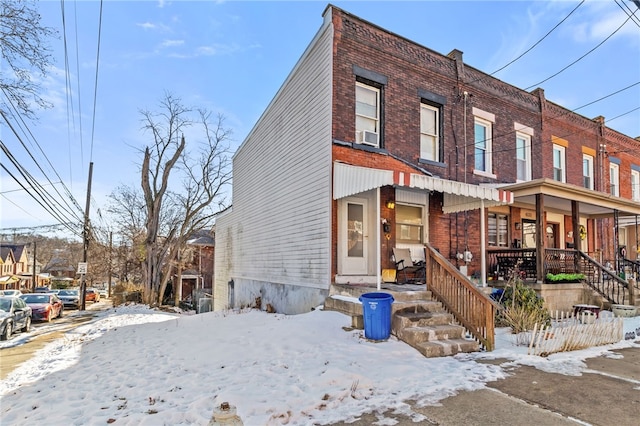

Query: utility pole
<box><xmin>80</xmin><ymin>162</ymin><xmax>94</xmax><ymax>310</ymax></box>
<box><xmin>108</xmin><ymin>231</ymin><xmax>112</xmax><ymax>298</ymax></box>
<box><xmin>31</xmin><ymin>241</ymin><xmax>36</xmax><ymax>291</ymax></box>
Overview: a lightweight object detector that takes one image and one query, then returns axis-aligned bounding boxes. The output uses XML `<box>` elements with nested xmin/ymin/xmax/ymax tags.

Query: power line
<box><xmin>523</xmin><ymin>11</ymin><xmax>635</xmax><ymax>90</ymax></box>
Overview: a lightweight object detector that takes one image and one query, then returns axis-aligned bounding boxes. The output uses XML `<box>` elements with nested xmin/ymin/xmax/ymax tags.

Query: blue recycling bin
<box><xmin>359</xmin><ymin>292</ymin><xmax>394</xmax><ymax>341</ymax></box>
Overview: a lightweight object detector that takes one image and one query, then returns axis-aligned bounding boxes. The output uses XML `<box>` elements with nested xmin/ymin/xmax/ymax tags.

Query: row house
<box><xmin>214</xmin><ymin>4</ymin><xmax>640</xmax><ymax>314</ymax></box>
<box><xmin>0</xmin><ymin>243</ymin><xmax>47</xmax><ymax>290</ymax></box>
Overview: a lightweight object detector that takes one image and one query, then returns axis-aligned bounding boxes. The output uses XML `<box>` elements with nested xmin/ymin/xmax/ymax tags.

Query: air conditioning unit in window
<box><xmin>356</xmin><ymin>130</ymin><xmax>379</xmax><ymax>146</ymax></box>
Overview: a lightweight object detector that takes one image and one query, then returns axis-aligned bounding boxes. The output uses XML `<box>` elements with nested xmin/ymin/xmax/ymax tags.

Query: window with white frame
<box><xmin>610</xmin><ymin>163</ymin><xmax>620</xmax><ymax>196</ymax></box>
<box><xmin>488</xmin><ymin>213</ymin><xmax>509</xmax><ymax>247</ymax></box>
<box><xmin>515</xmin><ymin>133</ymin><xmax>531</xmax><ymax>181</ymax></box>
<box><xmin>632</xmin><ymin>169</ymin><xmax>640</xmax><ymax>201</ymax></box>
<box><xmin>355</xmin><ymin>82</ymin><xmax>380</xmax><ymax>147</ymax></box>
<box><xmin>420</xmin><ymin>103</ymin><xmax>440</xmax><ymax>162</ymax></box>
<box><xmin>395</xmin><ymin>204</ymin><xmax>423</xmax><ymax>244</ymax></box>
<box><xmin>474</xmin><ymin>118</ymin><xmax>492</xmax><ymax>174</ymax></box>
<box><xmin>583</xmin><ymin>154</ymin><xmax>594</xmax><ymax>190</ymax></box>
<box><xmin>552</xmin><ymin>144</ymin><xmax>566</xmax><ymax>183</ymax></box>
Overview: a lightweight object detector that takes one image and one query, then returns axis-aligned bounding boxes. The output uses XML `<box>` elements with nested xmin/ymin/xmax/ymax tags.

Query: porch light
<box><xmin>386</xmin><ymin>201</ymin><xmax>395</xmax><ymax>209</ymax></box>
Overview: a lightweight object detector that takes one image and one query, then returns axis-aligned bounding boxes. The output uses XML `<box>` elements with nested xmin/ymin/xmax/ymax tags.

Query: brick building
<box><xmin>214</xmin><ymin>4</ymin><xmax>640</xmax><ymax>314</ymax></box>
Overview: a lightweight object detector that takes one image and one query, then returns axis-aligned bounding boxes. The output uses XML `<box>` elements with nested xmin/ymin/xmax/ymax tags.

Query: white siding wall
<box><xmin>214</xmin><ymin>19</ymin><xmax>333</xmax><ymax>313</ymax></box>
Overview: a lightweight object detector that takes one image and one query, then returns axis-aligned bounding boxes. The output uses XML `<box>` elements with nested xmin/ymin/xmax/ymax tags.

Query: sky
<box><xmin>1</xmin><ymin>0</ymin><xmax>639</xmax><ymax>236</ymax></box>
<box><xmin>0</xmin><ymin>301</ymin><xmax>639</xmax><ymax>425</ymax></box>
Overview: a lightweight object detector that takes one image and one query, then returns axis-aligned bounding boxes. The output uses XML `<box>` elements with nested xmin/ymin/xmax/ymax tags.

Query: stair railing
<box><xmin>425</xmin><ymin>244</ymin><xmax>499</xmax><ymax>351</ymax></box>
<box><xmin>578</xmin><ymin>250</ymin><xmax>629</xmax><ymax>305</ymax></box>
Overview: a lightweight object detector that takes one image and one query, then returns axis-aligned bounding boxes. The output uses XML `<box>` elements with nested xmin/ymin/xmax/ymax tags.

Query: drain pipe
<box><xmin>377</xmin><ymin>187</ymin><xmax>382</xmax><ymax>290</ymax></box>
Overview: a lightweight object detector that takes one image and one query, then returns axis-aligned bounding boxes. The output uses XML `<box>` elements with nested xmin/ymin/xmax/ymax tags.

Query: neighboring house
<box><xmin>42</xmin><ymin>257</ymin><xmax>77</xmax><ymax>280</ymax></box>
<box><xmin>174</xmin><ymin>230</ymin><xmax>215</xmax><ymax>302</ymax></box>
<box><xmin>214</xmin><ymin>4</ymin><xmax>640</xmax><ymax>314</ymax></box>
<box><xmin>0</xmin><ymin>246</ymin><xmax>17</xmax><ymax>290</ymax></box>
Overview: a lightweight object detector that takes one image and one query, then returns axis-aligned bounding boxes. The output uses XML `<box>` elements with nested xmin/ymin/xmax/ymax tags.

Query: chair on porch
<box><xmin>393</xmin><ymin>248</ymin><xmax>425</xmax><ymax>284</ymax></box>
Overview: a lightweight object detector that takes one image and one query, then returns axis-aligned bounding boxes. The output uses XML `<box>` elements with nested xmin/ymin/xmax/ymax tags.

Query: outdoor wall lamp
<box><xmin>386</xmin><ymin>201</ymin><xmax>395</xmax><ymax>209</ymax></box>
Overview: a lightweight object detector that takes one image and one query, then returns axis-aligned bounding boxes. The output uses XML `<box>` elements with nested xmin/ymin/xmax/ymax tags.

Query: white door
<box><xmin>340</xmin><ymin>197</ymin><xmax>368</xmax><ymax>275</ymax></box>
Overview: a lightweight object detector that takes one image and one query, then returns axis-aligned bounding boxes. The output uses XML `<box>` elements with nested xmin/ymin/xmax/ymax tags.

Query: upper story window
<box><xmin>355</xmin><ymin>82</ymin><xmax>380</xmax><ymax>147</ymax></box>
<box><xmin>515</xmin><ymin>133</ymin><xmax>531</xmax><ymax>181</ymax></box>
<box><xmin>610</xmin><ymin>162</ymin><xmax>620</xmax><ymax>196</ymax></box>
<box><xmin>420</xmin><ymin>103</ymin><xmax>440</xmax><ymax>162</ymax></box>
<box><xmin>488</xmin><ymin>212</ymin><xmax>509</xmax><ymax>247</ymax></box>
<box><xmin>515</xmin><ymin>123</ymin><xmax>533</xmax><ymax>182</ymax></box>
<box><xmin>474</xmin><ymin>119</ymin><xmax>492</xmax><ymax>173</ymax></box>
<box><xmin>473</xmin><ymin>108</ymin><xmax>495</xmax><ymax>177</ymax></box>
<box><xmin>583</xmin><ymin>154</ymin><xmax>594</xmax><ymax>190</ymax></box>
<box><xmin>552</xmin><ymin>144</ymin><xmax>566</xmax><ymax>183</ymax></box>
<box><xmin>632</xmin><ymin>168</ymin><xmax>640</xmax><ymax>201</ymax></box>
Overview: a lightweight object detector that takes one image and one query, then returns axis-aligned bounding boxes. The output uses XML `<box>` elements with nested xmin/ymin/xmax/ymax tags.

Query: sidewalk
<box><xmin>331</xmin><ymin>347</ymin><xmax>640</xmax><ymax>425</ymax></box>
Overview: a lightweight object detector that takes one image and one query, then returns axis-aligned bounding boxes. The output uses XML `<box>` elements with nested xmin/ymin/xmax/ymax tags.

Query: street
<box><xmin>0</xmin><ymin>299</ymin><xmax>111</xmax><ymax>380</ymax></box>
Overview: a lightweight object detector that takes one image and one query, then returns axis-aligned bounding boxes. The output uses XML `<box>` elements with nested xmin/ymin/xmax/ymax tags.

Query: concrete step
<box><xmin>413</xmin><ymin>338</ymin><xmax>479</xmax><ymax>358</ymax></box>
<box><xmin>394</xmin><ymin>324</ymin><xmax>466</xmax><ymax>346</ymax></box>
<box><xmin>392</xmin><ymin>310</ymin><xmax>453</xmax><ymax>329</ymax></box>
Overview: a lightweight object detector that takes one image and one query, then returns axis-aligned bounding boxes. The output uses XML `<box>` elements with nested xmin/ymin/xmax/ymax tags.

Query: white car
<box><xmin>98</xmin><ymin>289</ymin><xmax>108</xmax><ymax>299</ymax></box>
<box><xmin>0</xmin><ymin>290</ymin><xmax>23</xmax><ymax>297</ymax></box>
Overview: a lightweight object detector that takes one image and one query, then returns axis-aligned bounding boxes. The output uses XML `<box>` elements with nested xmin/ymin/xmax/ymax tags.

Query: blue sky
<box><xmin>1</xmin><ymin>0</ymin><xmax>639</xmax><ymax>235</ymax></box>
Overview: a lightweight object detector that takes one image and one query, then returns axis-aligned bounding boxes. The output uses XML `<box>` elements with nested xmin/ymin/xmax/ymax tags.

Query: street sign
<box><xmin>77</xmin><ymin>262</ymin><xmax>88</xmax><ymax>274</ymax></box>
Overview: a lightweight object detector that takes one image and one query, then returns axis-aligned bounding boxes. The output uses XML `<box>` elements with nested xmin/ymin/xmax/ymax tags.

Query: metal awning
<box><xmin>333</xmin><ymin>162</ymin><xmax>513</xmax><ymax>212</ymax></box>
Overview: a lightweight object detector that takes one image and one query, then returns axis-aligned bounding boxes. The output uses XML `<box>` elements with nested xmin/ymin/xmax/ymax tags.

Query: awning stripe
<box><xmin>333</xmin><ymin>162</ymin><xmax>514</xmax><ymax>212</ymax></box>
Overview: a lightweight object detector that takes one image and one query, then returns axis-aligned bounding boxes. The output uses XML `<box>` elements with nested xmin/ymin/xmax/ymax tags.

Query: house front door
<box><xmin>340</xmin><ymin>197</ymin><xmax>368</xmax><ymax>275</ymax></box>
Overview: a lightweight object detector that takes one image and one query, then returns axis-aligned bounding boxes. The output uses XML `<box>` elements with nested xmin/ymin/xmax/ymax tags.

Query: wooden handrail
<box><xmin>425</xmin><ymin>244</ymin><xmax>499</xmax><ymax>351</ymax></box>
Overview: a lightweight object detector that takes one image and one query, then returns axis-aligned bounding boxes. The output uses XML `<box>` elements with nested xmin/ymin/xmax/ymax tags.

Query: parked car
<box><xmin>0</xmin><ymin>289</ymin><xmax>23</xmax><ymax>297</ymax></box>
<box><xmin>20</xmin><ymin>293</ymin><xmax>63</xmax><ymax>322</ymax></box>
<box><xmin>85</xmin><ymin>288</ymin><xmax>100</xmax><ymax>303</ymax></box>
<box><xmin>34</xmin><ymin>287</ymin><xmax>51</xmax><ymax>293</ymax></box>
<box><xmin>0</xmin><ymin>296</ymin><xmax>32</xmax><ymax>340</ymax></box>
<box><xmin>57</xmin><ymin>289</ymin><xmax>81</xmax><ymax>309</ymax></box>
<box><xmin>98</xmin><ymin>289</ymin><xmax>108</xmax><ymax>299</ymax></box>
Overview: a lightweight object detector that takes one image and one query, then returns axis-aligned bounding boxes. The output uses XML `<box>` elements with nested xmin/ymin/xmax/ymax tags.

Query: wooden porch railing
<box><xmin>425</xmin><ymin>244</ymin><xmax>498</xmax><ymax>351</ymax></box>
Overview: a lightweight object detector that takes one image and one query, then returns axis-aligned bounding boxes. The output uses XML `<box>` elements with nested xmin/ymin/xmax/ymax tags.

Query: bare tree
<box><xmin>138</xmin><ymin>94</ymin><xmax>232</xmax><ymax>305</ymax></box>
<box><xmin>0</xmin><ymin>0</ymin><xmax>56</xmax><ymax>118</ymax></box>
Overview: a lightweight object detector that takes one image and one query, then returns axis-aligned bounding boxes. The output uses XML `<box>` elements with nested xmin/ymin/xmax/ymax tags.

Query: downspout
<box><xmin>480</xmin><ymin>199</ymin><xmax>487</xmax><ymax>286</ymax></box>
<box><xmin>376</xmin><ymin>187</ymin><xmax>381</xmax><ymax>290</ymax></box>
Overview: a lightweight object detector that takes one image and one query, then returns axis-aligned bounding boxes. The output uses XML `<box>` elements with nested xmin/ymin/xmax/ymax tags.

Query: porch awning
<box><xmin>333</xmin><ymin>162</ymin><xmax>513</xmax><ymax>212</ymax></box>
<box><xmin>0</xmin><ymin>275</ymin><xmax>19</xmax><ymax>284</ymax></box>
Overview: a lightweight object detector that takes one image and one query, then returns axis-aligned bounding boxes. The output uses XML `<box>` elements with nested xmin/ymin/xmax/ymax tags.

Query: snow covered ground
<box><xmin>0</xmin><ymin>303</ymin><xmax>638</xmax><ymax>425</ymax></box>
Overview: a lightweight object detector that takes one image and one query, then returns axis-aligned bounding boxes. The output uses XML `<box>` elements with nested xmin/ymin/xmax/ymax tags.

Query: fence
<box><xmin>527</xmin><ymin>311</ymin><xmax>623</xmax><ymax>356</ymax></box>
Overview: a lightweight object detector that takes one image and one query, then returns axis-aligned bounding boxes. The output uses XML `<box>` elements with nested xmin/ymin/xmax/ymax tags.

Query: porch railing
<box><xmin>578</xmin><ymin>251</ymin><xmax>629</xmax><ymax>305</ymax></box>
<box><xmin>620</xmin><ymin>257</ymin><xmax>640</xmax><ymax>279</ymax></box>
<box><xmin>488</xmin><ymin>248</ymin><xmax>536</xmax><ymax>280</ymax></box>
<box><xmin>425</xmin><ymin>244</ymin><xmax>498</xmax><ymax>351</ymax></box>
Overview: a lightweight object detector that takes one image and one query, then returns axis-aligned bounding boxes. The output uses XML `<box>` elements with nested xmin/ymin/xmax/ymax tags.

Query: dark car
<box><xmin>34</xmin><ymin>286</ymin><xmax>51</xmax><ymax>293</ymax></box>
<box><xmin>57</xmin><ymin>289</ymin><xmax>81</xmax><ymax>309</ymax></box>
<box><xmin>0</xmin><ymin>296</ymin><xmax>32</xmax><ymax>340</ymax></box>
<box><xmin>20</xmin><ymin>293</ymin><xmax>63</xmax><ymax>322</ymax></box>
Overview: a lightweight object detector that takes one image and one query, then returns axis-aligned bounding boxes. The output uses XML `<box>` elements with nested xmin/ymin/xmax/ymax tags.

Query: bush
<box><xmin>496</xmin><ymin>280</ymin><xmax>550</xmax><ymax>334</ymax></box>
<box><xmin>545</xmin><ymin>273</ymin><xmax>585</xmax><ymax>283</ymax></box>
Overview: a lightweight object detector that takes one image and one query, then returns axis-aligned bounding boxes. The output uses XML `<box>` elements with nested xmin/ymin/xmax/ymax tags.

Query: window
<box><xmin>552</xmin><ymin>144</ymin><xmax>566</xmax><ymax>183</ymax></box>
<box><xmin>420</xmin><ymin>103</ymin><xmax>440</xmax><ymax>161</ymax></box>
<box><xmin>515</xmin><ymin>133</ymin><xmax>531</xmax><ymax>181</ymax></box>
<box><xmin>632</xmin><ymin>169</ymin><xmax>640</xmax><ymax>201</ymax></box>
<box><xmin>610</xmin><ymin>163</ymin><xmax>619</xmax><ymax>196</ymax></box>
<box><xmin>395</xmin><ymin>204</ymin><xmax>423</xmax><ymax>244</ymax></box>
<box><xmin>355</xmin><ymin>82</ymin><xmax>380</xmax><ymax>147</ymax></box>
<box><xmin>474</xmin><ymin>118</ymin><xmax>492</xmax><ymax>174</ymax></box>
<box><xmin>583</xmin><ymin>154</ymin><xmax>594</xmax><ymax>190</ymax></box>
<box><xmin>488</xmin><ymin>213</ymin><xmax>509</xmax><ymax>247</ymax></box>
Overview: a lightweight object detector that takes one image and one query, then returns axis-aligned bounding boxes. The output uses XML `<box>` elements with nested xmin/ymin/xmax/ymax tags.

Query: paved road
<box><xmin>332</xmin><ymin>346</ymin><xmax>640</xmax><ymax>426</ymax></box>
<box><xmin>0</xmin><ymin>300</ymin><xmax>110</xmax><ymax>380</ymax></box>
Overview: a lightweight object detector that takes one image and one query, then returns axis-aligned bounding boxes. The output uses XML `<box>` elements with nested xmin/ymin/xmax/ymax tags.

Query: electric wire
<box><xmin>523</xmin><ymin>11</ymin><xmax>635</xmax><ymax>90</ymax></box>
<box><xmin>615</xmin><ymin>0</ymin><xmax>640</xmax><ymax>28</ymax></box>
<box><xmin>0</xmin><ymin>100</ymin><xmax>86</xmax><ymax>217</ymax></box>
<box><xmin>469</xmin><ymin>0</ymin><xmax>585</xmax><ymax>85</ymax></box>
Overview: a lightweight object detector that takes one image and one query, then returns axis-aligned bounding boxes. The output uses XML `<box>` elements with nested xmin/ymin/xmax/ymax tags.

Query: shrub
<box><xmin>496</xmin><ymin>280</ymin><xmax>550</xmax><ymax>334</ymax></box>
<box><xmin>545</xmin><ymin>273</ymin><xmax>585</xmax><ymax>283</ymax></box>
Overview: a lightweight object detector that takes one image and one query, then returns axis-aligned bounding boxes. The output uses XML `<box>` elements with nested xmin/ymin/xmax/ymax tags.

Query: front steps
<box><xmin>324</xmin><ymin>284</ymin><xmax>479</xmax><ymax>358</ymax></box>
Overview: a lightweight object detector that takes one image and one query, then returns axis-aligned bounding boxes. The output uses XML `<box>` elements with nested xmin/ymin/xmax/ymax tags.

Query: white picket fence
<box><xmin>527</xmin><ymin>311</ymin><xmax>623</xmax><ymax>356</ymax></box>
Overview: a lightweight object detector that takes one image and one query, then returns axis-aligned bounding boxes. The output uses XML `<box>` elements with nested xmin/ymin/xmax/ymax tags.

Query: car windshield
<box><xmin>22</xmin><ymin>294</ymin><xmax>50</xmax><ymax>303</ymax></box>
<box><xmin>0</xmin><ymin>298</ymin><xmax>12</xmax><ymax>312</ymax></box>
<box><xmin>58</xmin><ymin>290</ymin><xmax>78</xmax><ymax>296</ymax></box>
